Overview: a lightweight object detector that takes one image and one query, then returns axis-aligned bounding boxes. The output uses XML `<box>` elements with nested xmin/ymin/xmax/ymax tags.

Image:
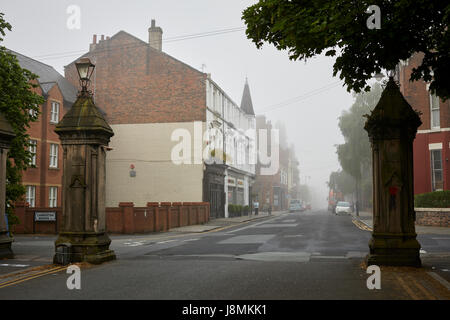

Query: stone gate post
<box><xmin>0</xmin><ymin>113</ymin><xmax>16</xmax><ymax>259</ymax></box>
<box><xmin>364</xmin><ymin>77</ymin><xmax>422</xmax><ymax>267</ymax></box>
<box><xmin>53</xmin><ymin>68</ymin><xmax>115</xmax><ymax>264</ymax></box>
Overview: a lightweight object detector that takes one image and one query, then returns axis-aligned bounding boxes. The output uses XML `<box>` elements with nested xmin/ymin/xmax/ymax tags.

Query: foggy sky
<box><xmin>2</xmin><ymin>0</ymin><xmax>356</xmax><ymax>208</ymax></box>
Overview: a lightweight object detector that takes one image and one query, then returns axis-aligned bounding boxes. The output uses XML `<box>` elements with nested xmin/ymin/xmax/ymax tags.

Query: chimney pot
<box><xmin>101</xmin><ymin>35</ymin><xmax>105</xmax><ymax>41</ymax></box>
<box><xmin>148</xmin><ymin>19</ymin><xmax>163</xmax><ymax>51</ymax></box>
<box><xmin>93</xmin><ymin>34</ymin><xmax>97</xmax><ymax>44</ymax></box>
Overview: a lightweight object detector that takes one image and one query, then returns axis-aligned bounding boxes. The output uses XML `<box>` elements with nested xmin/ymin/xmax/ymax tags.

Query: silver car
<box><xmin>335</xmin><ymin>201</ymin><xmax>353</xmax><ymax>215</ymax></box>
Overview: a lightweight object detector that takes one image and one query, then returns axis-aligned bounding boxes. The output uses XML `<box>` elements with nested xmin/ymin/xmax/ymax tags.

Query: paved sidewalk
<box><xmin>352</xmin><ymin>210</ymin><xmax>450</xmax><ymax>235</ymax></box>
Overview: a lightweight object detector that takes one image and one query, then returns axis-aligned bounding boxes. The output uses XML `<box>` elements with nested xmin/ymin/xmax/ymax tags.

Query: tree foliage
<box><xmin>336</xmin><ymin>82</ymin><xmax>382</xmax><ymax>180</ymax></box>
<box><xmin>328</xmin><ymin>170</ymin><xmax>355</xmax><ymax>196</ymax></box>
<box><xmin>242</xmin><ymin>0</ymin><xmax>450</xmax><ymax>100</ymax></box>
<box><xmin>0</xmin><ymin>13</ymin><xmax>43</xmax><ymax>226</ymax></box>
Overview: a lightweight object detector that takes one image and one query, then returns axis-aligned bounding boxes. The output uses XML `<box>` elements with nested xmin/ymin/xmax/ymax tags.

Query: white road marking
<box><xmin>157</xmin><ymin>240</ymin><xmax>178</xmax><ymax>244</ymax></box>
<box><xmin>183</xmin><ymin>238</ymin><xmax>199</xmax><ymax>242</ymax></box>
<box><xmin>420</xmin><ymin>249</ymin><xmax>427</xmax><ymax>254</ymax></box>
<box><xmin>0</xmin><ymin>264</ymin><xmax>30</xmax><ymax>268</ymax></box>
<box><xmin>431</xmin><ymin>237</ymin><xmax>450</xmax><ymax>240</ymax></box>
<box><xmin>124</xmin><ymin>241</ymin><xmax>145</xmax><ymax>247</ymax></box>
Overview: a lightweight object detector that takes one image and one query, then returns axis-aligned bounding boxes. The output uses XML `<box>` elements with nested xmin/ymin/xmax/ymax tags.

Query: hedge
<box><xmin>414</xmin><ymin>190</ymin><xmax>450</xmax><ymax>208</ymax></box>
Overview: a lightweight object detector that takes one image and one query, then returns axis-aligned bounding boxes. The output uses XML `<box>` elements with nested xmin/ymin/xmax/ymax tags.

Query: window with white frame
<box><xmin>430</xmin><ymin>93</ymin><xmax>440</xmax><ymax>129</ymax></box>
<box><xmin>26</xmin><ymin>185</ymin><xmax>36</xmax><ymax>207</ymax></box>
<box><xmin>29</xmin><ymin>140</ymin><xmax>37</xmax><ymax>166</ymax></box>
<box><xmin>49</xmin><ymin>187</ymin><xmax>58</xmax><ymax>208</ymax></box>
<box><xmin>49</xmin><ymin>144</ymin><xmax>58</xmax><ymax>168</ymax></box>
<box><xmin>50</xmin><ymin>101</ymin><xmax>60</xmax><ymax>123</ymax></box>
<box><xmin>431</xmin><ymin>149</ymin><xmax>443</xmax><ymax>191</ymax></box>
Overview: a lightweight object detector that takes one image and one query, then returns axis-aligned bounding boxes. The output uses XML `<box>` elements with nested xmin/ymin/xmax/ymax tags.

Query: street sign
<box><xmin>34</xmin><ymin>211</ymin><xmax>56</xmax><ymax>222</ymax></box>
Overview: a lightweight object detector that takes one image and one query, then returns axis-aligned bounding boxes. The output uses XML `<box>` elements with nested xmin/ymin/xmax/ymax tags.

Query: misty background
<box><xmin>1</xmin><ymin>0</ymin><xmax>358</xmax><ymax>209</ymax></box>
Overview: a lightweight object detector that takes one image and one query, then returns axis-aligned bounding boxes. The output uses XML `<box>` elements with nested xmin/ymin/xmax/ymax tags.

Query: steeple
<box><xmin>240</xmin><ymin>78</ymin><xmax>255</xmax><ymax>115</ymax></box>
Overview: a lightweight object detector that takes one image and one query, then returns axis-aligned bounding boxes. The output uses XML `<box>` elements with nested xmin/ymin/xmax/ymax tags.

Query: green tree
<box><xmin>0</xmin><ymin>13</ymin><xmax>43</xmax><ymax>228</ymax></box>
<box><xmin>328</xmin><ymin>170</ymin><xmax>355</xmax><ymax>196</ymax></box>
<box><xmin>242</xmin><ymin>0</ymin><xmax>450</xmax><ymax>100</ymax></box>
<box><xmin>336</xmin><ymin>83</ymin><xmax>382</xmax><ymax>210</ymax></box>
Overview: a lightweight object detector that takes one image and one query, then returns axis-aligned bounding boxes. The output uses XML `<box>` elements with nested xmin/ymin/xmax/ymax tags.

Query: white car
<box><xmin>335</xmin><ymin>201</ymin><xmax>353</xmax><ymax>215</ymax></box>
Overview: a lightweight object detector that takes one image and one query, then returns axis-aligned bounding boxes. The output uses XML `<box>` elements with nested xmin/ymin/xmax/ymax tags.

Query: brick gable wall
<box><xmin>64</xmin><ymin>32</ymin><xmax>207</xmax><ymax>125</ymax></box>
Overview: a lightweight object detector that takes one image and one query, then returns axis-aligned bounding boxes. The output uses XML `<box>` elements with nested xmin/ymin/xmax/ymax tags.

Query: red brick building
<box><xmin>64</xmin><ymin>28</ymin><xmax>207</xmax><ymax>125</ymax></box>
<box><xmin>398</xmin><ymin>53</ymin><xmax>450</xmax><ymax>194</ymax></box>
<box><xmin>10</xmin><ymin>51</ymin><xmax>77</xmax><ymax>207</ymax></box>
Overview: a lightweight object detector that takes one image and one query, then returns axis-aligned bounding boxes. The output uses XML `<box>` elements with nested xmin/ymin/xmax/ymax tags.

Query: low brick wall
<box><xmin>415</xmin><ymin>208</ymin><xmax>450</xmax><ymax>227</ymax></box>
<box><xmin>12</xmin><ymin>201</ymin><xmax>210</xmax><ymax>234</ymax></box>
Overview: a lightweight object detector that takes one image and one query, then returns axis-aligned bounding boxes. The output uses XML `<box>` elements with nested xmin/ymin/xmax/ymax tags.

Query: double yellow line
<box><xmin>352</xmin><ymin>219</ymin><xmax>373</xmax><ymax>231</ymax></box>
<box><xmin>0</xmin><ymin>265</ymin><xmax>68</xmax><ymax>289</ymax></box>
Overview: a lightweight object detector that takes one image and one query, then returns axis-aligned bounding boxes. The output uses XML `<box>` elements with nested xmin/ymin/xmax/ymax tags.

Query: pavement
<box><xmin>0</xmin><ymin>209</ymin><xmax>449</xmax><ymax>299</ymax></box>
<box><xmin>351</xmin><ymin>210</ymin><xmax>450</xmax><ymax>235</ymax></box>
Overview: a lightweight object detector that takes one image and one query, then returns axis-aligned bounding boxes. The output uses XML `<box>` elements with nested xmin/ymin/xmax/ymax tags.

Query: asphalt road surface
<box><xmin>1</xmin><ymin>210</ymin><xmax>449</xmax><ymax>300</ymax></box>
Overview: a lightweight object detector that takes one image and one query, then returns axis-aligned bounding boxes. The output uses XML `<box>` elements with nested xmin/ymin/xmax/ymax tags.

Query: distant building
<box><xmin>9</xmin><ymin>50</ymin><xmax>77</xmax><ymax>208</ymax></box>
<box><xmin>254</xmin><ymin>115</ymin><xmax>293</xmax><ymax>211</ymax></box>
<box><xmin>398</xmin><ymin>53</ymin><xmax>450</xmax><ymax>194</ymax></box>
<box><xmin>64</xmin><ymin>20</ymin><xmax>256</xmax><ymax>218</ymax></box>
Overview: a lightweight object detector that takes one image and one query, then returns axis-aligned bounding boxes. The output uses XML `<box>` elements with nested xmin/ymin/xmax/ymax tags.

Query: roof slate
<box><xmin>8</xmin><ymin>50</ymin><xmax>78</xmax><ymax>106</ymax></box>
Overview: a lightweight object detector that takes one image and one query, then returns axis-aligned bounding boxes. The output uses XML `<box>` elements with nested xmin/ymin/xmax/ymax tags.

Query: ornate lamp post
<box><xmin>364</xmin><ymin>77</ymin><xmax>422</xmax><ymax>267</ymax></box>
<box><xmin>0</xmin><ymin>113</ymin><xmax>15</xmax><ymax>259</ymax></box>
<box><xmin>53</xmin><ymin>58</ymin><xmax>115</xmax><ymax>264</ymax></box>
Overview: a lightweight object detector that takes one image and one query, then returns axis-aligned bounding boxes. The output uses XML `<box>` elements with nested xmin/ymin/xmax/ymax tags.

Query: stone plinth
<box><xmin>364</xmin><ymin>78</ymin><xmax>422</xmax><ymax>267</ymax></box>
<box><xmin>54</xmin><ymin>91</ymin><xmax>115</xmax><ymax>264</ymax></box>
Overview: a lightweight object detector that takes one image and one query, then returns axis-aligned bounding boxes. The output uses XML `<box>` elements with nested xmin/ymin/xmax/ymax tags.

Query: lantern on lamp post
<box><xmin>75</xmin><ymin>57</ymin><xmax>95</xmax><ymax>93</ymax></box>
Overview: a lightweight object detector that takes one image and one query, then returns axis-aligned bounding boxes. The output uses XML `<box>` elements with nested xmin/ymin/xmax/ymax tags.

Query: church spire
<box><xmin>240</xmin><ymin>78</ymin><xmax>255</xmax><ymax>115</ymax></box>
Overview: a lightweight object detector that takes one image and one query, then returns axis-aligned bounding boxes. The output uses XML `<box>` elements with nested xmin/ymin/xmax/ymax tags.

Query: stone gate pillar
<box><xmin>53</xmin><ymin>90</ymin><xmax>115</xmax><ymax>264</ymax></box>
<box><xmin>0</xmin><ymin>113</ymin><xmax>16</xmax><ymax>259</ymax></box>
<box><xmin>364</xmin><ymin>77</ymin><xmax>422</xmax><ymax>267</ymax></box>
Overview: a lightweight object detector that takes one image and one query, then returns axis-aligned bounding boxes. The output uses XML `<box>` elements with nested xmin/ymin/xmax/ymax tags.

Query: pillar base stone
<box><xmin>53</xmin><ymin>232</ymin><xmax>116</xmax><ymax>265</ymax></box>
<box><xmin>0</xmin><ymin>234</ymin><xmax>13</xmax><ymax>259</ymax></box>
<box><xmin>366</xmin><ymin>233</ymin><xmax>421</xmax><ymax>267</ymax></box>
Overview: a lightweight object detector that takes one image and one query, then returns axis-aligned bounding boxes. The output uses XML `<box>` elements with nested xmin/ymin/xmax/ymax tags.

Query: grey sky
<box><xmin>2</xmin><ymin>0</ymin><xmax>356</xmax><ymax>208</ymax></box>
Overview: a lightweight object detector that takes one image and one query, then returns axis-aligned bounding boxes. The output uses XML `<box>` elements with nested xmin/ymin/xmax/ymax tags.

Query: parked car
<box><xmin>289</xmin><ymin>199</ymin><xmax>303</xmax><ymax>212</ymax></box>
<box><xmin>335</xmin><ymin>201</ymin><xmax>353</xmax><ymax>215</ymax></box>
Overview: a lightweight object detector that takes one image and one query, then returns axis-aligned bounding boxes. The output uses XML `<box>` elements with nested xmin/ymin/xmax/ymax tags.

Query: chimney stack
<box><xmin>90</xmin><ymin>34</ymin><xmax>98</xmax><ymax>51</ymax></box>
<box><xmin>148</xmin><ymin>19</ymin><xmax>163</xmax><ymax>51</ymax></box>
